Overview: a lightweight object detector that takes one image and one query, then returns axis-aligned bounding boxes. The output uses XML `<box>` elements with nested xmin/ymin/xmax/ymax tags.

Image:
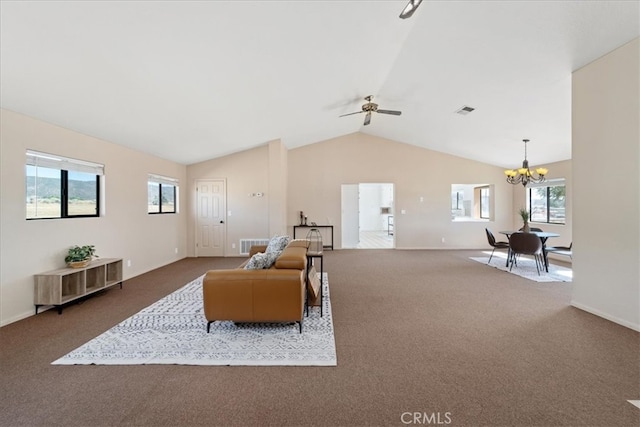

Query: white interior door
<box><xmin>341</xmin><ymin>184</ymin><xmax>360</xmax><ymax>248</ymax></box>
<box><xmin>196</xmin><ymin>179</ymin><xmax>226</xmax><ymax>256</ymax></box>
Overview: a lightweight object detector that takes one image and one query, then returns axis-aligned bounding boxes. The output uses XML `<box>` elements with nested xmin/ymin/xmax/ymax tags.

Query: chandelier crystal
<box><xmin>504</xmin><ymin>139</ymin><xmax>548</xmax><ymax>186</ymax></box>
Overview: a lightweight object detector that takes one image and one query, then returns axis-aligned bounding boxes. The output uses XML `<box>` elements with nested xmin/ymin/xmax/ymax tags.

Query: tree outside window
<box><xmin>529</xmin><ymin>183</ymin><xmax>565</xmax><ymax>224</ymax></box>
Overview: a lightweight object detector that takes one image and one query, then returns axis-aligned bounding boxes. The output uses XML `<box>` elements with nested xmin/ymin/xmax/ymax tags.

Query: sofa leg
<box><xmin>207</xmin><ymin>321</ymin><xmax>214</xmax><ymax>333</ymax></box>
<box><xmin>298</xmin><ymin>319</ymin><xmax>303</xmax><ymax>334</ymax></box>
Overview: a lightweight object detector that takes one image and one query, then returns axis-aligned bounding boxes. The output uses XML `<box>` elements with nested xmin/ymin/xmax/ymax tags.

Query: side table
<box><xmin>306</xmin><ymin>251</ymin><xmax>323</xmax><ymax>317</ymax></box>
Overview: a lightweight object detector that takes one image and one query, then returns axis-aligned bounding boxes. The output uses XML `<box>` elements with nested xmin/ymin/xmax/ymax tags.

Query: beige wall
<box><xmin>287</xmin><ymin>132</ymin><xmax>515</xmax><ymax>249</ymax></box>
<box><xmin>268</xmin><ymin>140</ymin><xmax>288</xmax><ymax>237</ymax></box>
<box><xmin>571</xmin><ymin>38</ymin><xmax>639</xmax><ymax>331</ymax></box>
<box><xmin>186</xmin><ymin>144</ymin><xmax>273</xmax><ymax>257</ymax></box>
<box><xmin>0</xmin><ymin>109</ymin><xmax>187</xmax><ymax>326</ymax></box>
<box><xmin>186</xmin><ymin>132</ymin><xmax>525</xmax><ymax>253</ymax></box>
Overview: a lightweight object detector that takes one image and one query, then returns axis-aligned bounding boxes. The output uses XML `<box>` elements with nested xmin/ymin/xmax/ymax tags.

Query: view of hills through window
<box><xmin>26</xmin><ymin>166</ymin><xmax>97</xmax><ymax>218</ymax></box>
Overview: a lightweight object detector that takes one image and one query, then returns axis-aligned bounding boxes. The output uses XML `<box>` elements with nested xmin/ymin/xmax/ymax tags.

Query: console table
<box><xmin>293</xmin><ymin>225</ymin><xmax>334</xmax><ymax>250</ymax></box>
<box><xmin>34</xmin><ymin>258</ymin><xmax>123</xmax><ymax>314</ymax></box>
<box><xmin>306</xmin><ymin>251</ymin><xmax>324</xmax><ymax>317</ymax></box>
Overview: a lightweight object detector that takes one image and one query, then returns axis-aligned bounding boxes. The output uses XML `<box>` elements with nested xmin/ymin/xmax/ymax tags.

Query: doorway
<box><xmin>341</xmin><ymin>183</ymin><xmax>394</xmax><ymax>249</ymax></box>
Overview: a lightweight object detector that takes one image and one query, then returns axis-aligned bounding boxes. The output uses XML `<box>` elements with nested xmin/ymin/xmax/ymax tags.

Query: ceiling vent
<box><xmin>455</xmin><ymin>105</ymin><xmax>475</xmax><ymax>115</ymax></box>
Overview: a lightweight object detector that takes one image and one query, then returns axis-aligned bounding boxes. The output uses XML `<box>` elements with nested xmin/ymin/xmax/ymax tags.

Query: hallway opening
<box><xmin>341</xmin><ymin>183</ymin><xmax>394</xmax><ymax>249</ymax></box>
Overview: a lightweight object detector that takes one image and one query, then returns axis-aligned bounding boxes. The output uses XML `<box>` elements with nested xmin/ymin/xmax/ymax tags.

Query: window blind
<box><xmin>148</xmin><ymin>174</ymin><xmax>179</xmax><ymax>186</ymax></box>
<box><xmin>26</xmin><ymin>150</ymin><xmax>104</xmax><ymax>175</ymax></box>
<box><xmin>528</xmin><ymin>178</ymin><xmax>565</xmax><ymax>189</ymax></box>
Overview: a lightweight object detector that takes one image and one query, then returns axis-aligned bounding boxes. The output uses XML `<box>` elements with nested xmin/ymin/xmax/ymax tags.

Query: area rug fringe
<box><xmin>52</xmin><ymin>273</ymin><xmax>336</xmax><ymax>366</ymax></box>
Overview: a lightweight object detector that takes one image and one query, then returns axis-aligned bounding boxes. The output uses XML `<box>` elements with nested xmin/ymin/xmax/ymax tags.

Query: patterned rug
<box><xmin>470</xmin><ymin>251</ymin><xmax>572</xmax><ymax>283</ymax></box>
<box><xmin>52</xmin><ymin>273</ymin><xmax>336</xmax><ymax>366</ymax></box>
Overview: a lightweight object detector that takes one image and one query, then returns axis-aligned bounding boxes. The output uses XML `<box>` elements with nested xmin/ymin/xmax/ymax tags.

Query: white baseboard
<box><xmin>0</xmin><ymin>309</ymin><xmax>37</xmax><ymax>327</ymax></box>
<box><xmin>570</xmin><ymin>301</ymin><xmax>640</xmax><ymax>332</ymax></box>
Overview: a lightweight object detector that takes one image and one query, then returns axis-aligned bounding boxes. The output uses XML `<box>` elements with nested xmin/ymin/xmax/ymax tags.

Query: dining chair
<box><xmin>485</xmin><ymin>228</ymin><xmax>510</xmax><ymax>264</ymax></box>
<box><xmin>545</xmin><ymin>242</ymin><xmax>572</xmax><ymax>259</ymax></box>
<box><xmin>508</xmin><ymin>232</ymin><xmax>544</xmax><ymax>275</ymax></box>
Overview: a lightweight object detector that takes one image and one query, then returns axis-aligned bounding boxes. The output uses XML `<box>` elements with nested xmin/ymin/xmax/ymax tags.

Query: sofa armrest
<box><xmin>275</xmin><ymin>246</ymin><xmax>307</xmax><ymax>270</ymax></box>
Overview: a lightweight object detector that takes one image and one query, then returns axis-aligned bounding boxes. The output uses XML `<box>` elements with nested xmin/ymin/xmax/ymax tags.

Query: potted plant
<box><xmin>65</xmin><ymin>245</ymin><xmax>98</xmax><ymax>268</ymax></box>
<box><xmin>518</xmin><ymin>208</ymin><xmax>530</xmax><ymax>233</ymax></box>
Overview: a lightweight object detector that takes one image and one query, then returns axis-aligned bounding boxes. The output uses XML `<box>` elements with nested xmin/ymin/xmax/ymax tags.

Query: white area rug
<box><xmin>52</xmin><ymin>273</ymin><xmax>336</xmax><ymax>366</ymax></box>
<box><xmin>470</xmin><ymin>251</ymin><xmax>572</xmax><ymax>283</ymax></box>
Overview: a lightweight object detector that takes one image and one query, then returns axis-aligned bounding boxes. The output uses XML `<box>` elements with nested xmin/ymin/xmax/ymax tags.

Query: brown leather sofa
<box><xmin>203</xmin><ymin>240</ymin><xmax>309</xmax><ymax>333</ymax></box>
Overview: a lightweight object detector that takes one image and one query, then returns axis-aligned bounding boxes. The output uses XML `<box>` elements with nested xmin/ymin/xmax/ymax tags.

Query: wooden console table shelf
<box><xmin>34</xmin><ymin>258</ymin><xmax>123</xmax><ymax>314</ymax></box>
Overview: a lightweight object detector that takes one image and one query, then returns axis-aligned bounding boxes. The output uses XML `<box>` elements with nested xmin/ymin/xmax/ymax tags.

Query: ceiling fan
<box><xmin>339</xmin><ymin>95</ymin><xmax>402</xmax><ymax>126</ymax></box>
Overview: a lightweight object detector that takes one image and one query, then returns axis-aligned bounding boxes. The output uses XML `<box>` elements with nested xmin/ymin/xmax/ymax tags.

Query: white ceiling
<box><xmin>1</xmin><ymin>1</ymin><xmax>638</xmax><ymax>167</ymax></box>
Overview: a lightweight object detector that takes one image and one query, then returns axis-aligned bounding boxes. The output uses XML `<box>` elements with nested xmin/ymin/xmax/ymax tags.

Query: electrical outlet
<box><xmin>232</xmin><ymin>243</ymin><xmax>236</xmax><ymax>249</ymax></box>
<box><xmin>127</xmin><ymin>259</ymin><xmax>131</xmax><ymax>267</ymax></box>
<box><xmin>441</xmin><ymin>237</ymin><xmax>445</xmax><ymax>243</ymax></box>
<box><xmin>174</xmin><ymin>247</ymin><xmax>178</xmax><ymax>254</ymax></box>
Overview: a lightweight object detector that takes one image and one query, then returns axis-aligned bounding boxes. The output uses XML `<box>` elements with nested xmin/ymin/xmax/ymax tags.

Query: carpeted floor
<box><xmin>0</xmin><ymin>250</ymin><xmax>638</xmax><ymax>427</ymax></box>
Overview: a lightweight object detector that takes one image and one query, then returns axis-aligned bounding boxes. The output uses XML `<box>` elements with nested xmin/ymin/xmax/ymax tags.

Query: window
<box><xmin>148</xmin><ymin>174</ymin><xmax>178</xmax><ymax>214</ymax></box>
<box><xmin>26</xmin><ymin>150</ymin><xmax>102</xmax><ymax>219</ymax></box>
<box><xmin>528</xmin><ymin>180</ymin><xmax>565</xmax><ymax>225</ymax></box>
<box><xmin>451</xmin><ymin>184</ymin><xmax>493</xmax><ymax>221</ymax></box>
<box><xmin>451</xmin><ymin>191</ymin><xmax>463</xmax><ymax>210</ymax></box>
<box><xmin>479</xmin><ymin>187</ymin><xmax>490</xmax><ymax>219</ymax></box>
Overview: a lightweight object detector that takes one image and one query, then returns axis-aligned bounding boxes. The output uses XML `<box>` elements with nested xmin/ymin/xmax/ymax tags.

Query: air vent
<box><xmin>455</xmin><ymin>105</ymin><xmax>475</xmax><ymax>115</ymax></box>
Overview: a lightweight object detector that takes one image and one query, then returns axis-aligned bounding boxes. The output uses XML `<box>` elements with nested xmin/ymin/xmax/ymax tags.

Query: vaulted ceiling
<box><xmin>1</xmin><ymin>1</ymin><xmax>638</xmax><ymax>167</ymax></box>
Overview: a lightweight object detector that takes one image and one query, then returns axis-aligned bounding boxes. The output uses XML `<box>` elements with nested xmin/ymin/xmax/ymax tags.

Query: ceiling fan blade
<box><xmin>363</xmin><ymin>112</ymin><xmax>372</xmax><ymax>126</ymax></box>
<box><xmin>339</xmin><ymin>111</ymin><xmax>364</xmax><ymax>117</ymax></box>
<box><xmin>399</xmin><ymin>0</ymin><xmax>423</xmax><ymax>19</ymax></box>
<box><xmin>377</xmin><ymin>109</ymin><xmax>402</xmax><ymax>116</ymax></box>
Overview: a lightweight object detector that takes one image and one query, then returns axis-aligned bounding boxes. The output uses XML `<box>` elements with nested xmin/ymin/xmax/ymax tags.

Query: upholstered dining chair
<box><xmin>508</xmin><ymin>232</ymin><xmax>544</xmax><ymax>275</ymax></box>
<box><xmin>485</xmin><ymin>228</ymin><xmax>510</xmax><ymax>264</ymax></box>
<box><xmin>545</xmin><ymin>242</ymin><xmax>572</xmax><ymax>259</ymax></box>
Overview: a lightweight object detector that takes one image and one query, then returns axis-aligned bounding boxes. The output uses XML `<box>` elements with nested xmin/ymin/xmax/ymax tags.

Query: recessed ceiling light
<box><xmin>455</xmin><ymin>106</ymin><xmax>475</xmax><ymax>115</ymax></box>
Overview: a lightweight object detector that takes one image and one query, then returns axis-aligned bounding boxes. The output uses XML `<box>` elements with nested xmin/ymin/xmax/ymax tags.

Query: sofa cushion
<box><xmin>266</xmin><ymin>235</ymin><xmax>290</xmax><ymax>253</ymax></box>
<box><xmin>244</xmin><ymin>251</ymin><xmax>281</xmax><ymax>270</ymax></box>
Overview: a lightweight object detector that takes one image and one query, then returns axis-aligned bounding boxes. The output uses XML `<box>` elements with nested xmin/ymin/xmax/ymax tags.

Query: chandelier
<box><xmin>504</xmin><ymin>139</ymin><xmax>548</xmax><ymax>186</ymax></box>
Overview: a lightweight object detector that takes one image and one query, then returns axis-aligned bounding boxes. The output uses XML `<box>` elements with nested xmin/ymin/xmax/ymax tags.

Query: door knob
<box><xmin>220</xmin><ymin>220</ymin><xmax>224</xmax><ymax>224</ymax></box>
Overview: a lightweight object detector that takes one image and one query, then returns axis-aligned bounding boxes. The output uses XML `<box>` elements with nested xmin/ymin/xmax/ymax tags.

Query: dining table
<box><xmin>499</xmin><ymin>230</ymin><xmax>560</xmax><ymax>272</ymax></box>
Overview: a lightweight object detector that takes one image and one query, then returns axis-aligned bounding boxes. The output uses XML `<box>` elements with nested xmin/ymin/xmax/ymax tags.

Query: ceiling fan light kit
<box><xmin>339</xmin><ymin>95</ymin><xmax>402</xmax><ymax>126</ymax></box>
<box><xmin>504</xmin><ymin>139</ymin><xmax>548</xmax><ymax>186</ymax></box>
